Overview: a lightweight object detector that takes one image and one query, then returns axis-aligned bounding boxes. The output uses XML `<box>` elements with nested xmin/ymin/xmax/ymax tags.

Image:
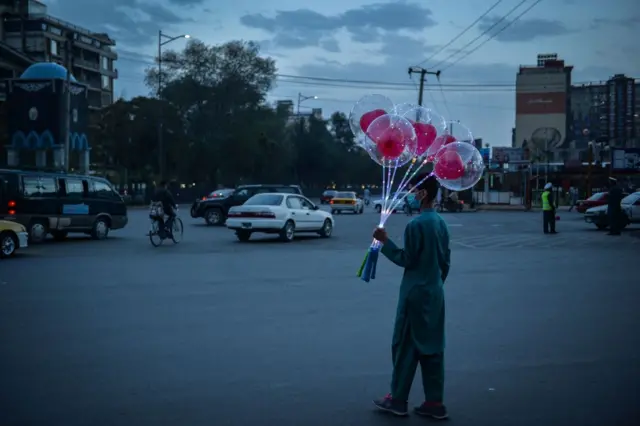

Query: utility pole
<box><xmin>407</xmin><ymin>66</ymin><xmax>440</xmax><ymax>106</ymax></box>
<box><xmin>63</xmin><ymin>32</ymin><xmax>73</xmax><ymax>172</ymax></box>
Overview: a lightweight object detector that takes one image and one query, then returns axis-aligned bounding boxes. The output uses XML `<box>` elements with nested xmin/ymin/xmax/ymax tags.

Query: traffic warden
<box><xmin>542</xmin><ymin>182</ymin><xmax>557</xmax><ymax>234</ymax></box>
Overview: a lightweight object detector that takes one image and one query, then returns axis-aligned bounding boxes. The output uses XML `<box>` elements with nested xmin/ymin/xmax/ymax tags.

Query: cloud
<box><xmin>590</xmin><ymin>16</ymin><xmax>640</xmax><ymax>29</ymax></box>
<box><xmin>47</xmin><ymin>0</ymin><xmax>191</xmax><ymax>50</ymax></box>
<box><xmin>477</xmin><ymin>16</ymin><xmax>572</xmax><ymax>42</ymax></box>
<box><xmin>167</xmin><ymin>0</ymin><xmax>205</xmax><ymax>5</ymax></box>
<box><xmin>239</xmin><ymin>2</ymin><xmax>437</xmax><ymax>51</ymax></box>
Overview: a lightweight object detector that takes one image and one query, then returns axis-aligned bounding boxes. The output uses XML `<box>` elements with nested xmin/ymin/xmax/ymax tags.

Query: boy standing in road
<box><xmin>372</xmin><ymin>174</ymin><xmax>451</xmax><ymax>420</ymax></box>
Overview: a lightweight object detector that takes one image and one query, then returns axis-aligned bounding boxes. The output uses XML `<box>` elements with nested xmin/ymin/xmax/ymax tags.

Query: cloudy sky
<box><xmin>47</xmin><ymin>0</ymin><xmax>639</xmax><ymax>146</ymax></box>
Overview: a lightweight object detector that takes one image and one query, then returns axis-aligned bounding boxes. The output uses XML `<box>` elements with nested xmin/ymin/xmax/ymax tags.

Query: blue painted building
<box><xmin>3</xmin><ymin>62</ymin><xmax>90</xmax><ymax>171</ymax></box>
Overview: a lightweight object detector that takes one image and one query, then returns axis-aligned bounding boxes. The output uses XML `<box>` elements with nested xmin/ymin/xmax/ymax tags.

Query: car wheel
<box><xmin>205</xmin><ymin>208</ymin><xmax>224</xmax><ymax>226</ymax></box>
<box><xmin>51</xmin><ymin>231</ymin><xmax>68</xmax><ymax>241</ymax></box>
<box><xmin>0</xmin><ymin>231</ymin><xmax>17</xmax><ymax>258</ymax></box>
<box><xmin>236</xmin><ymin>230</ymin><xmax>252</xmax><ymax>242</ymax></box>
<box><xmin>375</xmin><ymin>204</ymin><xmax>382</xmax><ymax>213</ymax></box>
<box><xmin>319</xmin><ymin>219</ymin><xmax>333</xmax><ymax>238</ymax></box>
<box><xmin>279</xmin><ymin>220</ymin><xmax>295</xmax><ymax>242</ymax></box>
<box><xmin>28</xmin><ymin>220</ymin><xmax>48</xmax><ymax>244</ymax></box>
<box><xmin>595</xmin><ymin>223</ymin><xmax>608</xmax><ymax>230</ymax></box>
<box><xmin>91</xmin><ymin>217</ymin><xmax>110</xmax><ymax>240</ymax></box>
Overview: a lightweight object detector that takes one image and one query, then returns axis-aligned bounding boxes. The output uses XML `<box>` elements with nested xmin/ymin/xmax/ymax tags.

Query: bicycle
<box><xmin>148</xmin><ymin>203</ymin><xmax>184</xmax><ymax>247</ymax></box>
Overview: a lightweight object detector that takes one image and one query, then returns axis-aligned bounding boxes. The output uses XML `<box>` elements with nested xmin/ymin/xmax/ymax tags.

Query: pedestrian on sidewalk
<box><xmin>371</xmin><ymin>174</ymin><xmax>451</xmax><ymax>420</ymax></box>
<box><xmin>568</xmin><ymin>186</ymin><xmax>579</xmax><ymax>212</ymax></box>
<box><xmin>542</xmin><ymin>183</ymin><xmax>557</xmax><ymax>234</ymax></box>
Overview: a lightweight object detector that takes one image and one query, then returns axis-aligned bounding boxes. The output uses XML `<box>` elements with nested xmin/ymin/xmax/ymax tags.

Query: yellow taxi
<box><xmin>0</xmin><ymin>219</ymin><xmax>28</xmax><ymax>258</ymax></box>
<box><xmin>329</xmin><ymin>191</ymin><xmax>364</xmax><ymax>214</ymax></box>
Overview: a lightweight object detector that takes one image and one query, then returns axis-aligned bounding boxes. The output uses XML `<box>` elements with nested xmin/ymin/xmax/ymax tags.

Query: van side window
<box><xmin>64</xmin><ymin>178</ymin><xmax>86</xmax><ymax>199</ymax></box>
<box><xmin>22</xmin><ymin>176</ymin><xmax>57</xmax><ymax>198</ymax></box>
<box><xmin>93</xmin><ymin>180</ymin><xmax>117</xmax><ymax>199</ymax></box>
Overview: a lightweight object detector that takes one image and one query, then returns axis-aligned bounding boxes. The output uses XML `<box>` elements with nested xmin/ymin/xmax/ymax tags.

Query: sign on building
<box><xmin>612</xmin><ymin>149</ymin><xmax>640</xmax><ymax>170</ymax></box>
<box><xmin>491</xmin><ymin>147</ymin><xmax>527</xmax><ymax>163</ymax></box>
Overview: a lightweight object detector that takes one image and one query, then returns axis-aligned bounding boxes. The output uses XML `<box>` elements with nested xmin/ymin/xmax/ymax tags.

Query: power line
<box><xmin>415</xmin><ymin>0</ymin><xmax>505</xmax><ymax>68</ymax></box>
<box><xmin>430</xmin><ymin>0</ymin><xmax>531</xmax><ymax>70</ymax></box>
<box><xmin>441</xmin><ymin>0</ymin><xmax>544</xmax><ymax>72</ymax></box>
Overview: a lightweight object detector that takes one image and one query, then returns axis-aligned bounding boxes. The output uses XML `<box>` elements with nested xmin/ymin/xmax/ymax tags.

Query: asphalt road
<box><xmin>1</xmin><ymin>206</ymin><xmax>639</xmax><ymax>426</ymax></box>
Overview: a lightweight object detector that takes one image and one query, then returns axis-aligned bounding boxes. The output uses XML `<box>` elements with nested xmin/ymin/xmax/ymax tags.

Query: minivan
<box><xmin>0</xmin><ymin>169</ymin><xmax>128</xmax><ymax>243</ymax></box>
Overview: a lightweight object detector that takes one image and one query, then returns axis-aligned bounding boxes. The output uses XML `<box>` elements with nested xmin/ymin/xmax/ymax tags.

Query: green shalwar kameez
<box><xmin>380</xmin><ymin>209</ymin><xmax>451</xmax><ymax>402</ymax></box>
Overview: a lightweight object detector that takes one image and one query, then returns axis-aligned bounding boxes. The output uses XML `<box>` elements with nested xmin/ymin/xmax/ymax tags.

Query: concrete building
<box><xmin>0</xmin><ymin>0</ymin><xmax>118</xmax><ymax>110</ymax></box>
<box><xmin>570</xmin><ymin>74</ymin><xmax>638</xmax><ymax>150</ymax></box>
<box><xmin>514</xmin><ymin>54</ymin><xmax>573</xmax><ymax>163</ymax></box>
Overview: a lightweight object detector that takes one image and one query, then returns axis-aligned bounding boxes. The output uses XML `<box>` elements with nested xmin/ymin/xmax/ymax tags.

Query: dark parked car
<box><xmin>321</xmin><ymin>190</ymin><xmax>337</xmax><ymax>204</ymax></box>
<box><xmin>190</xmin><ymin>184</ymin><xmax>303</xmax><ymax>225</ymax></box>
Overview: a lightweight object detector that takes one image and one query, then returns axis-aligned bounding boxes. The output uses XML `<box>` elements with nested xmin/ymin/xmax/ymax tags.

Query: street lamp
<box><xmin>157</xmin><ymin>30</ymin><xmax>190</xmax><ymax>180</ymax></box>
<box><xmin>297</xmin><ymin>92</ymin><xmax>317</xmax><ymax>115</ymax></box>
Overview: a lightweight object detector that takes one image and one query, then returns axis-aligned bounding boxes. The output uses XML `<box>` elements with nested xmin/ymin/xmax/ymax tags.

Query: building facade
<box><xmin>514</xmin><ymin>54</ymin><xmax>573</xmax><ymax>163</ymax></box>
<box><xmin>570</xmin><ymin>74</ymin><xmax>638</xmax><ymax>151</ymax></box>
<box><xmin>0</xmin><ymin>0</ymin><xmax>118</xmax><ymax>110</ymax></box>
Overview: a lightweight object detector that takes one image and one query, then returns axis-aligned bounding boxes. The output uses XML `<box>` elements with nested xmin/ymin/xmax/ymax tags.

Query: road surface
<box><xmin>1</xmin><ymin>207</ymin><xmax>638</xmax><ymax>426</ymax></box>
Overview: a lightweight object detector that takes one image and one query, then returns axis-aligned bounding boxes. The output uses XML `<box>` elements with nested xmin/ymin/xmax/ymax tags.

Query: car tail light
<box><xmin>350</xmin><ymin>200</ymin><xmax>356</xmax><ymax>205</ymax></box>
<box><xmin>228</xmin><ymin>210</ymin><xmax>275</xmax><ymax>218</ymax></box>
<box><xmin>330</xmin><ymin>200</ymin><xmax>334</xmax><ymax>204</ymax></box>
<box><xmin>8</xmin><ymin>200</ymin><xmax>16</xmax><ymax>215</ymax></box>
<box><xmin>257</xmin><ymin>211</ymin><xmax>275</xmax><ymax>218</ymax></box>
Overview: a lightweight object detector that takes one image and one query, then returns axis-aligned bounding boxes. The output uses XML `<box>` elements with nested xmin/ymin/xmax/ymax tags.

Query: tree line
<box><xmin>90</xmin><ymin>40</ymin><xmax>381</xmax><ymax>190</ymax></box>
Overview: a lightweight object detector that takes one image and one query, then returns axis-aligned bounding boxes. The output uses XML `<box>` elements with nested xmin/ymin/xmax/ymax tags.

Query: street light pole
<box><xmin>157</xmin><ymin>30</ymin><xmax>190</xmax><ymax>181</ymax></box>
<box><xmin>297</xmin><ymin>92</ymin><xmax>317</xmax><ymax>115</ymax></box>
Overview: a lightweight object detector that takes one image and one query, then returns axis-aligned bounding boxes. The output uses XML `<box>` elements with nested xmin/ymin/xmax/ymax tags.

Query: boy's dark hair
<box><xmin>411</xmin><ymin>173</ymin><xmax>440</xmax><ymax>204</ymax></box>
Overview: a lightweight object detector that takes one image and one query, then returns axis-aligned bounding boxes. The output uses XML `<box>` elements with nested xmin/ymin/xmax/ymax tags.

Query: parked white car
<box><xmin>226</xmin><ymin>193</ymin><xmax>334</xmax><ymax>242</ymax></box>
<box><xmin>584</xmin><ymin>191</ymin><xmax>640</xmax><ymax>230</ymax></box>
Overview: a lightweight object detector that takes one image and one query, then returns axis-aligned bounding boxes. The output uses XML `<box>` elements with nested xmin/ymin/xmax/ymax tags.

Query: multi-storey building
<box><xmin>0</xmin><ymin>0</ymin><xmax>118</xmax><ymax>110</ymax></box>
<box><xmin>570</xmin><ymin>74</ymin><xmax>638</xmax><ymax>150</ymax></box>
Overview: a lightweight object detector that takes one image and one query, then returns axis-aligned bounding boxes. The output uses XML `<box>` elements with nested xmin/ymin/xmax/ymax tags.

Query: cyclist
<box><xmin>152</xmin><ymin>181</ymin><xmax>177</xmax><ymax>235</ymax></box>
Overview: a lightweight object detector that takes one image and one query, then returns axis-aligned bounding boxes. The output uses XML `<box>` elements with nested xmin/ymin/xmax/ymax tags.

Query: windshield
<box><xmin>621</xmin><ymin>193</ymin><xmax>640</xmax><ymax>204</ymax></box>
<box><xmin>209</xmin><ymin>189</ymin><xmax>234</xmax><ymax>197</ymax></box>
<box><xmin>586</xmin><ymin>192</ymin><xmax>605</xmax><ymax>201</ymax></box>
<box><xmin>244</xmin><ymin>194</ymin><xmax>284</xmax><ymax>206</ymax></box>
<box><xmin>323</xmin><ymin>190</ymin><xmax>336</xmax><ymax>195</ymax></box>
<box><xmin>335</xmin><ymin>192</ymin><xmax>356</xmax><ymax>198</ymax></box>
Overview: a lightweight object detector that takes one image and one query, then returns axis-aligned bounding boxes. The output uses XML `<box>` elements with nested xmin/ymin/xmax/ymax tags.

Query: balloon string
<box><xmin>384</xmin><ymin>172</ymin><xmax>435</xmax><ymax>218</ymax></box>
<box><xmin>386</xmin><ymin>156</ymin><xmax>423</xmax><ymax>213</ymax></box>
<box><xmin>381</xmin><ymin>159</ymin><xmax>393</xmax><ymax>221</ymax></box>
<box><xmin>383</xmin><ymin>158</ymin><xmax>401</xmax><ymax>219</ymax></box>
<box><xmin>381</xmin><ymin>158</ymin><xmax>430</xmax><ymax>223</ymax></box>
<box><xmin>380</xmin><ymin>163</ymin><xmax>387</xmax><ymax>218</ymax></box>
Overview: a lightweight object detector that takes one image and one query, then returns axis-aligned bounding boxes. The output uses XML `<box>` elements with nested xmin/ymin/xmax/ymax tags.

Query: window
<box><xmin>101</xmin><ymin>56</ymin><xmax>110</xmax><ymax>70</ymax></box>
<box><xmin>50</xmin><ymin>39</ymin><xmax>58</xmax><ymax>56</ymax></box>
<box><xmin>286</xmin><ymin>196</ymin><xmax>302</xmax><ymax>209</ymax></box>
<box><xmin>101</xmin><ymin>75</ymin><xmax>110</xmax><ymax>90</ymax></box>
<box><xmin>245</xmin><ymin>194</ymin><xmax>283</xmax><ymax>206</ymax></box>
<box><xmin>235</xmin><ymin>188</ymin><xmax>252</xmax><ymax>198</ymax></box>
<box><xmin>298</xmin><ymin>197</ymin><xmax>314</xmax><ymax>210</ymax></box>
<box><xmin>276</xmin><ymin>187</ymin><xmax>299</xmax><ymax>194</ymax></box>
<box><xmin>64</xmin><ymin>178</ymin><xmax>85</xmax><ymax>198</ymax></box>
<box><xmin>92</xmin><ymin>180</ymin><xmax>117</xmax><ymax>199</ymax></box>
<box><xmin>22</xmin><ymin>176</ymin><xmax>57</xmax><ymax>198</ymax></box>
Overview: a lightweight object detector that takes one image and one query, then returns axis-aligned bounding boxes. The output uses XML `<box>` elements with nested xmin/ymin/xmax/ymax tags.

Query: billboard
<box><xmin>612</xmin><ymin>149</ymin><xmax>640</xmax><ymax>170</ymax></box>
<box><xmin>515</xmin><ymin>69</ymin><xmax>570</xmax><ymax>157</ymax></box>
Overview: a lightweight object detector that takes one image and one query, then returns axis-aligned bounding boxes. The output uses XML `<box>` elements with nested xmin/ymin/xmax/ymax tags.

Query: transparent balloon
<box><xmin>349</xmin><ymin>94</ymin><xmax>395</xmax><ymax>139</ymax></box>
<box><xmin>432</xmin><ymin>141</ymin><xmax>484</xmax><ymax>191</ymax></box>
<box><xmin>447</xmin><ymin>120</ymin><xmax>474</xmax><ymax>145</ymax></box>
<box><xmin>391</xmin><ymin>102</ymin><xmax>418</xmax><ymax>117</ymax></box>
<box><xmin>396</xmin><ymin>106</ymin><xmax>448</xmax><ymax>158</ymax></box>
<box><xmin>363</xmin><ymin>114</ymin><xmax>417</xmax><ymax>167</ymax></box>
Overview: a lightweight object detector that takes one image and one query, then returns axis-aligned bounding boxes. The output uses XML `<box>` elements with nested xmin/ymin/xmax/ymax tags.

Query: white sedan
<box><xmin>226</xmin><ymin>193</ymin><xmax>334</xmax><ymax>242</ymax></box>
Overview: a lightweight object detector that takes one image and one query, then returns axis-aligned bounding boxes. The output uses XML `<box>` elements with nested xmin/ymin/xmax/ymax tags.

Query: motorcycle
<box><xmin>148</xmin><ymin>203</ymin><xmax>184</xmax><ymax>247</ymax></box>
<box><xmin>437</xmin><ymin>197</ymin><xmax>464</xmax><ymax>213</ymax></box>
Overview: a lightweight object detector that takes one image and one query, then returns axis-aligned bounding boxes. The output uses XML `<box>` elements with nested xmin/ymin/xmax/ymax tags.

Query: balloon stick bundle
<box><xmin>348</xmin><ymin>95</ymin><xmax>485</xmax><ymax>282</ymax></box>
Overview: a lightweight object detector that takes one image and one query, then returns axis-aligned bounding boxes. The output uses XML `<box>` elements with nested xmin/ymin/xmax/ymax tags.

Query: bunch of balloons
<box><xmin>351</xmin><ymin>94</ymin><xmax>484</xmax><ymax>282</ymax></box>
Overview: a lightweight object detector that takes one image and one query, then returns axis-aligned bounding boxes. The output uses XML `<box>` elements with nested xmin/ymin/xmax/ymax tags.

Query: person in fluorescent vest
<box><xmin>541</xmin><ymin>183</ymin><xmax>557</xmax><ymax>234</ymax></box>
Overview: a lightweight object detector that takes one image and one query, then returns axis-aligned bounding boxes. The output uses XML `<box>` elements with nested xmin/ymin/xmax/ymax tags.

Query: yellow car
<box><xmin>0</xmin><ymin>219</ymin><xmax>28</xmax><ymax>258</ymax></box>
<box><xmin>329</xmin><ymin>191</ymin><xmax>364</xmax><ymax>214</ymax></box>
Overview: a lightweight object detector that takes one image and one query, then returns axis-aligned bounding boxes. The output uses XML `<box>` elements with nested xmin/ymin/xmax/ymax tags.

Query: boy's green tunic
<box><xmin>380</xmin><ymin>209</ymin><xmax>450</xmax><ymax>401</ymax></box>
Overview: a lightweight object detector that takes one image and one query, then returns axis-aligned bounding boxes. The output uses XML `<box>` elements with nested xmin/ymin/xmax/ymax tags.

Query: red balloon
<box><xmin>376</xmin><ymin>127</ymin><xmax>405</xmax><ymax>158</ymax></box>
<box><xmin>434</xmin><ymin>150</ymin><xmax>465</xmax><ymax>180</ymax></box>
<box><xmin>426</xmin><ymin>134</ymin><xmax>456</xmax><ymax>161</ymax></box>
<box><xmin>360</xmin><ymin>109</ymin><xmax>386</xmax><ymax>133</ymax></box>
<box><xmin>413</xmin><ymin>122</ymin><xmax>437</xmax><ymax>155</ymax></box>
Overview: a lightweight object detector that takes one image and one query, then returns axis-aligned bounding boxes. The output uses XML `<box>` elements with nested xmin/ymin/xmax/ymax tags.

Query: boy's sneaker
<box><xmin>372</xmin><ymin>394</ymin><xmax>408</xmax><ymax>416</ymax></box>
<box><xmin>414</xmin><ymin>402</ymin><xmax>449</xmax><ymax>420</ymax></box>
